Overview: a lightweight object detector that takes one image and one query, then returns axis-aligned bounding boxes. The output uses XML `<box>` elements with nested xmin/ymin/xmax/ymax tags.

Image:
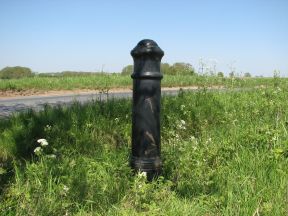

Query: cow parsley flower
<box><xmin>37</xmin><ymin>139</ymin><xmax>48</xmax><ymax>147</ymax></box>
<box><xmin>178</xmin><ymin>119</ymin><xmax>186</xmax><ymax>130</ymax></box>
<box><xmin>138</xmin><ymin>171</ymin><xmax>147</xmax><ymax>178</ymax></box>
<box><xmin>34</xmin><ymin>147</ymin><xmax>42</xmax><ymax>155</ymax></box>
<box><xmin>63</xmin><ymin>185</ymin><xmax>70</xmax><ymax>192</ymax></box>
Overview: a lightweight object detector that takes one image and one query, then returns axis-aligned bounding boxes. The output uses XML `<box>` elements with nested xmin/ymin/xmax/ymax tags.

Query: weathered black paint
<box><xmin>130</xmin><ymin>39</ymin><xmax>164</xmax><ymax>180</ymax></box>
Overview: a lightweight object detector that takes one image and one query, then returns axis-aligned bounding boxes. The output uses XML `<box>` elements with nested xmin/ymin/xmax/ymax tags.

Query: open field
<box><xmin>1</xmin><ymin>74</ymin><xmax>287</xmax><ymax>97</ymax></box>
<box><xmin>0</xmin><ymin>81</ymin><xmax>287</xmax><ymax>215</ymax></box>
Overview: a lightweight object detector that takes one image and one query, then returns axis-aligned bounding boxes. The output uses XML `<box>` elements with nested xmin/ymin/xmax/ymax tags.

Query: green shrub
<box><xmin>0</xmin><ymin>66</ymin><xmax>34</xmax><ymax>79</ymax></box>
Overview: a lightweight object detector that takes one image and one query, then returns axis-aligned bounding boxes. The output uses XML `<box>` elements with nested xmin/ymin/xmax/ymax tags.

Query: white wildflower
<box><xmin>34</xmin><ymin>147</ymin><xmax>42</xmax><ymax>154</ymax></box>
<box><xmin>205</xmin><ymin>138</ymin><xmax>212</xmax><ymax>144</ymax></box>
<box><xmin>45</xmin><ymin>125</ymin><xmax>52</xmax><ymax>130</ymax></box>
<box><xmin>190</xmin><ymin>136</ymin><xmax>196</xmax><ymax>141</ymax></box>
<box><xmin>37</xmin><ymin>138</ymin><xmax>48</xmax><ymax>147</ymax></box>
<box><xmin>178</xmin><ymin>119</ymin><xmax>186</xmax><ymax>130</ymax></box>
<box><xmin>63</xmin><ymin>185</ymin><xmax>69</xmax><ymax>192</ymax></box>
<box><xmin>138</xmin><ymin>171</ymin><xmax>147</xmax><ymax>178</ymax></box>
<box><xmin>180</xmin><ymin>120</ymin><xmax>186</xmax><ymax>125</ymax></box>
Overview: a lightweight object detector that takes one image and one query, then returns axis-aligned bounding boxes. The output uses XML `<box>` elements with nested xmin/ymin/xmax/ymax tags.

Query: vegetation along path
<box><xmin>0</xmin><ymin>86</ymin><xmax>255</xmax><ymax>119</ymax></box>
<box><xmin>0</xmin><ymin>85</ymin><xmax>287</xmax><ymax>215</ymax></box>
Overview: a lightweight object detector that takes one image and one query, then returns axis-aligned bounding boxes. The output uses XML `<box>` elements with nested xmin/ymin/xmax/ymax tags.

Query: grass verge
<box><xmin>0</xmin><ymin>85</ymin><xmax>288</xmax><ymax>215</ymax></box>
<box><xmin>1</xmin><ymin>74</ymin><xmax>286</xmax><ymax>93</ymax></box>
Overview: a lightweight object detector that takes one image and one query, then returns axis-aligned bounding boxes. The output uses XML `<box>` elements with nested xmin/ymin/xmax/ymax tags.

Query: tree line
<box><xmin>121</xmin><ymin>63</ymin><xmax>252</xmax><ymax>77</ymax></box>
<box><xmin>0</xmin><ymin>64</ymin><xmax>252</xmax><ymax>79</ymax></box>
<box><xmin>0</xmin><ymin>67</ymin><xmax>112</xmax><ymax>79</ymax></box>
<box><xmin>121</xmin><ymin>62</ymin><xmax>195</xmax><ymax>75</ymax></box>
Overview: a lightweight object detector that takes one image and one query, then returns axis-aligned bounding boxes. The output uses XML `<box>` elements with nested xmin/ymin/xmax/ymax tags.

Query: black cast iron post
<box><xmin>130</xmin><ymin>39</ymin><xmax>164</xmax><ymax>180</ymax></box>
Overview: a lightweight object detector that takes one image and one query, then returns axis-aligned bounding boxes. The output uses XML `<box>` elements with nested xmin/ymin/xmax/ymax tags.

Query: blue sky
<box><xmin>0</xmin><ymin>0</ymin><xmax>287</xmax><ymax>76</ymax></box>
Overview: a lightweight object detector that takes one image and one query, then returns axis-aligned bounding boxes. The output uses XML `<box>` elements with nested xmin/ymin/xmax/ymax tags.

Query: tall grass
<box><xmin>0</xmin><ymin>74</ymin><xmax>285</xmax><ymax>91</ymax></box>
<box><xmin>0</xmin><ymin>74</ymin><xmax>130</xmax><ymax>91</ymax></box>
<box><xmin>0</xmin><ymin>84</ymin><xmax>287</xmax><ymax>215</ymax></box>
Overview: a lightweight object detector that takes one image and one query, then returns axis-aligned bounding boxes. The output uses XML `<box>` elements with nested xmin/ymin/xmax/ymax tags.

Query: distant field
<box><xmin>0</xmin><ymin>74</ymin><xmax>284</xmax><ymax>93</ymax></box>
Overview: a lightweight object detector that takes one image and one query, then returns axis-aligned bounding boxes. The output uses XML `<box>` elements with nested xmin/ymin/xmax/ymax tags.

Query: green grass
<box><xmin>0</xmin><ymin>74</ymin><xmax>286</xmax><ymax>92</ymax></box>
<box><xmin>0</xmin><ymin>84</ymin><xmax>288</xmax><ymax>215</ymax></box>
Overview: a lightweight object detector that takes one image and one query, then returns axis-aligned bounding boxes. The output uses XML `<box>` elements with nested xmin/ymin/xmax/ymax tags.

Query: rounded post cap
<box><xmin>131</xmin><ymin>39</ymin><xmax>164</xmax><ymax>58</ymax></box>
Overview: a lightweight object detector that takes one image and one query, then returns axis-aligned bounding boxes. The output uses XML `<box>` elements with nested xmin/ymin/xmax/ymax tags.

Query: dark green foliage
<box><xmin>0</xmin><ymin>66</ymin><xmax>34</xmax><ymax>79</ymax></box>
<box><xmin>121</xmin><ymin>62</ymin><xmax>195</xmax><ymax>75</ymax></box>
<box><xmin>121</xmin><ymin>65</ymin><xmax>133</xmax><ymax>75</ymax></box>
<box><xmin>229</xmin><ymin>71</ymin><xmax>235</xmax><ymax>78</ymax></box>
<box><xmin>168</xmin><ymin>62</ymin><xmax>195</xmax><ymax>75</ymax></box>
<box><xmin>244</xmin><ymin>72</ymin><xmax>252</xmax><ymax>77</ymax></box>
<box><xmin>217</xmin><ymin>72</ymin><xmax>224</xmax><ymax>77</ymax></box>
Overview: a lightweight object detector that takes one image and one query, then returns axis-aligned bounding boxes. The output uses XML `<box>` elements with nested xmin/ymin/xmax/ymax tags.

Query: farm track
<box><xmin>0</xmin><ymin>86</ymin><xmax>249</xmax><ymax>119</ymax></box>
